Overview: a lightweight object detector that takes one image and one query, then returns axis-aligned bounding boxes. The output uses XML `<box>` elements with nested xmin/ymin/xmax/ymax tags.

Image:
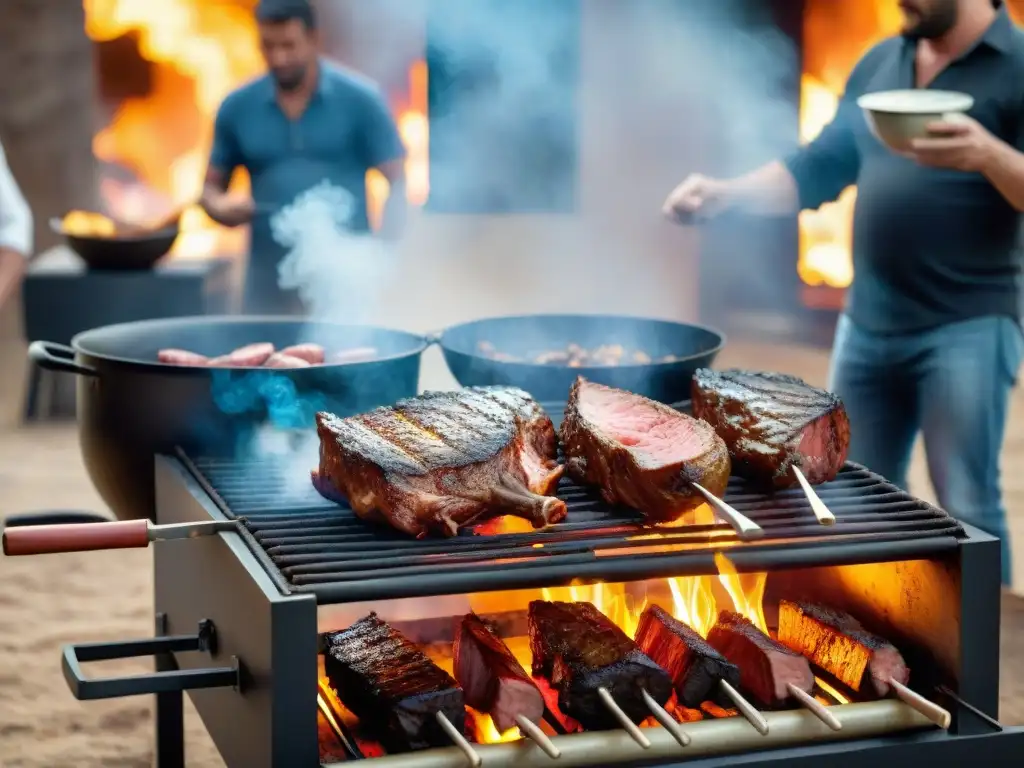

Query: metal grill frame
<box><xmin>174</xmin><ymin>448</ymin><xmax>964</xmax><ymax>604</ymax></box>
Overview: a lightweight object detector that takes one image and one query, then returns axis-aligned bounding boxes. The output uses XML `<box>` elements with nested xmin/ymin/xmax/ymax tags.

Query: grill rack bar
<box><xmin>175</xmin><ymin>449</ymin><xmax>963</xmax><ymax>604</ymax></box>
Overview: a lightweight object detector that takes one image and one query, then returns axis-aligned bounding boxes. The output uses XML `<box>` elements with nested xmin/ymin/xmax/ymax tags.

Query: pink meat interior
<box><xmin>578</xmin><ymin>383</ymin><xmax>711</xmax><ymax>465</ymax></box>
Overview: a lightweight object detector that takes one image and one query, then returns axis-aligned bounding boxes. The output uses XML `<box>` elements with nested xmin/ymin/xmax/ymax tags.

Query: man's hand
<box><xmin>0</xmin><ymin>247</ymin><xmax>26</xmax><ymax>309</ymax></box>
<box><xmin>202</xmin><ymin>193</ymin><xmax>255</xmax><ymax>228</ymax></box>
<box><xmin>909</xmin><ymin>116</ymin><xmax>999</xmax><ymax>173</ymax></box>
<box><xmin>662</xmin><ymin>173</ymin><xmax>732</xmax><ymax>224</ymax></box>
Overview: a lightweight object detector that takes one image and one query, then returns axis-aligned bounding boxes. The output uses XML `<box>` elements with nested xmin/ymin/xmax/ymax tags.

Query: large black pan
<box><xmin>436</xmin><ymin>314</ymin><xmax>724</xmax><ymax>403</ymax></box>
<box><xmin>29</xmin><ymin>317</ymin><xmax>427</xmax><ymax>522</ymax></box>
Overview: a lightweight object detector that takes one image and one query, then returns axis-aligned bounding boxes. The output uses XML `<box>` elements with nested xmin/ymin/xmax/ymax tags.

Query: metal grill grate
<box><xmin>177</xmin><ymin>449</ymin><xmax>964</xmax><ymax>605</ymax></box>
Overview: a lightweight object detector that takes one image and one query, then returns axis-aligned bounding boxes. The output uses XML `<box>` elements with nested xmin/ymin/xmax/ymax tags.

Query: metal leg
<box><xmin>22</xmin><ymin>363</ymin><xmax>41</xmax><ymax>422</ymax></box>
<box><xmin>154</xmin><ymin>613</ymin><xmax>185</xmax><ymax>768</ymax></box>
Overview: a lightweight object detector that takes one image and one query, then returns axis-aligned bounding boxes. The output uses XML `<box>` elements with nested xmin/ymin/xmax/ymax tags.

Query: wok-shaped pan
<box><xmin>28</xmin><ymin>316</ymin><xmax>428</xmax><ymax>522</ymax></box>
<box><xmin>436</xmin><ymin>314</ymin><xmax>724</xmax><ymax>403</ymax></box>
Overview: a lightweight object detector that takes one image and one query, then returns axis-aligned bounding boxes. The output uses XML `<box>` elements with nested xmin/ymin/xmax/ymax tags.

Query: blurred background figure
<box><xmin>0</xmin><ymin>137</ymin><xmax>32</xmax><ymax>308</ymax></box>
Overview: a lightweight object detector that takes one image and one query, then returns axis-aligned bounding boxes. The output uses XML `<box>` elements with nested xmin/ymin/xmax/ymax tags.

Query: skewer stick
<box><xmin>435</xmin><ymin>711</ymin><xmax>483</xmax><ymax>767</ymax></box>
<box><xmin>786</xmin><ymin>684</ymin><xmax>842</xmax><ymax>731</ymax></box>
<box><xmin>718</xmin><ymin>680</ymin><xmax>769</xmax><ymax>735</ymax></box>
<box><xmin>514</xmin><ymin>714</ymin><xmax>561</xmax><ymax>759</ymax></box>
<box><xmin>690</xmin><ymin>483</ymin><xmax>764</xmax><ymax>540</ymax></box>
<box><xmin>889</xmin><ymin>679</ymin><xmax>951</xmax><ymax>729</ymax></box>
<box><xmin>641</xmin><ymin>689</ymin><xmax>691</xmax><ymax>747</ymax></box>
<box><xmin>790</xmin><ymin>466</ymin><xmax>836</xmax><ymax>526</ymax></box>
<box><xmin>597</xmin><ymin>687</ymin><xmax>650</xmax><ymax>749</ymax></box>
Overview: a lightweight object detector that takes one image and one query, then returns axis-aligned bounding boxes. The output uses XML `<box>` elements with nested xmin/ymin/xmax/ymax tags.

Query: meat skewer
<box><xmin>692</xmin><ymin>369</ymin><xmax>850</xmax><ymax>527</ymax></box>
<box><xmin>322</xmin><ymin>613</ymin><xmax>469</xmax><ymax>754</ymax></box>
<box><xmin>528</xmin><ymin>600</ymin><xmax>673</xmax><ymax>740</ymax></box>
<box><xmin>453</xmin><ymin>614</ymin><xmax>560</xmax><ymax>759</ymax></box>
<box><xmin>640</xmin><ymin>688</ymin><xmax>691</xmax><ymax>747</ymax></box>
<box><xmin>706</xmin><ymin>612</ymin><xmax>840</xmax><ymax>730</ymax></box>
<box><xmin>777</xmin><ymin>601</ymin><xmax>950</xmax><ymax>728</ymax></box>
<box><xmin>561</xmin><ymin>377</ymin><xmax>763</xmax><ymax>540</ymax></box>
<box><xmin>635</xmin><ymin>605</ymin><xmax>767</xmax><ymax>736</ymax></box>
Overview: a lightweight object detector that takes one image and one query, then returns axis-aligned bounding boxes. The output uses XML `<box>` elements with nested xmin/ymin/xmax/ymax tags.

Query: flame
<box><xmin>83</xmin><ymin>0</ymin><xmax>428</xmax><ymax>260</ymax></box>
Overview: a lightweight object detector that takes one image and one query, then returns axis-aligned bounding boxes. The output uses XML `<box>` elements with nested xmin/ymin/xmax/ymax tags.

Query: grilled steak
<box><xmin>691</xmin><ymin>368</ymin><xmax>850</xmax><ymax>490</ymax></box>
<box><xmin>454</xmin><ymin>613</ymin><xmax>544</xmax><ymax>733</ymax></box>
<box><xmin>528</xmin><ymin>600</ymin><xmax>672</xmax><ymax>728</ymax></box>
<box><xmin>706</xmin><ymin>611</ymin><xmax>814</xmax><ymax>708</ymax></box>
<box><xmin>314</xmin><ymin>386</ymin><xmax>565</xmax><ymax>538</ymax></box>
<box><xmin>322</xmin><ymin>613</ymin><xmax>465</xmax><ymax>752</ymax></box>
<box><xmin>777</xmin><ymin>601</ymin><xmax>909</xmax><ymax>697</ymax></box>
<box><xmin>635</xmin><ymin>604</ymin><xmax>740</xmax><ymax>708</ymax></box>
<box><xmin>560</xmin><ymin>377</ymin><xmax>730</xmax><ymax>522</ymax></box>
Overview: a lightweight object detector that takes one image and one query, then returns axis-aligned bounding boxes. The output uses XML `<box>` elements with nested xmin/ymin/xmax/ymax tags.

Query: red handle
<box><xmin>2</xmin><ymin>519</ymin><xmax>150</xmax><ymax>556</ymax></box>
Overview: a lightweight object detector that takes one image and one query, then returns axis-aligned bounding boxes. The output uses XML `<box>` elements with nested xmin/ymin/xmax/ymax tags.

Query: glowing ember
<box><xmin>83</xmin><ymin>0</ymin><xmax>428</xmax><ymax>260</ymax></box>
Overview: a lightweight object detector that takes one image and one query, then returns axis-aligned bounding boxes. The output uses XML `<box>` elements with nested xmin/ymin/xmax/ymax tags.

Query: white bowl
<box><xmin>856</xmin><ymin>89</ymin><xmax>974</xmax><ymax>152</ymax></box>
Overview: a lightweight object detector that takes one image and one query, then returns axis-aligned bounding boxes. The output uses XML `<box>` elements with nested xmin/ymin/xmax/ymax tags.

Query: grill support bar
<box><xmin>154</xmin><ymin>612</ymin><xmax>185</xmax><ymax>768</ymax></box>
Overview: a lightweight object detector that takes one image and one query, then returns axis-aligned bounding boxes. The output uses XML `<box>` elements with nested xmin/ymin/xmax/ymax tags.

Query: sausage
<box><xmin>208</xmin><ymin>342</ymin><xmax>275</xmax><ymax>367</ymax></box>
<box><xmin>280</xmin><ymin>343</ymin><xmax>326</xmax><ymax>364</ymax></box>
<box><xmin>331</xmin><ymin>347</ymin><xmax>378</xmax><ymax>364</ymax></box>
<box><xmin>264</xmin><ymin>352</ymin><xmax>311</xmax><ymax>369</ymax></box>
<box><xmin>157</xmin><ymin>349</ymin><xmax>209</xmax><ymax>366</ymax></box>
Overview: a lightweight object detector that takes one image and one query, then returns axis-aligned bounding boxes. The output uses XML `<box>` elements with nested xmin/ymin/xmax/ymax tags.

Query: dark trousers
<box><xmin>828</xmin><ymin>314</ymin><xmax>1024</xmax><ymax>585</ymax></box>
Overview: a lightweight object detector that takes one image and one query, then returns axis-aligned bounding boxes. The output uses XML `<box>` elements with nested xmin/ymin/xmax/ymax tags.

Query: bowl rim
<box><xmin>856</xmin><ymin>89</ymin><xmax>974</xmax><ymax>115</ymax></box>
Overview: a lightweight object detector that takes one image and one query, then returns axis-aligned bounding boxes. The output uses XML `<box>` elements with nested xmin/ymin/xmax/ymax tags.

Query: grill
<box><xmin>29</xmin><ymin>446</ymin><xmax>1019</xmax><ymax>768</ymax></box>
<box><xmin>179</xmin><ymin>449</ymin><xmax>965</xmax><ymax>603</ymax></box>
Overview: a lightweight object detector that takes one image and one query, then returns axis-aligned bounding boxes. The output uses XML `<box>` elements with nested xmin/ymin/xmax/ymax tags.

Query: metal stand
<box><xmin>155</xmin><ymin>613</ymin><xmax>186</xmax><ymax>768</ymax></box>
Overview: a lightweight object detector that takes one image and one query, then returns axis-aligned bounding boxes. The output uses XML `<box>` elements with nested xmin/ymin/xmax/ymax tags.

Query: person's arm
<box><xmin>199</xmin><ymin>100</ymin><xmax>252</xmax><ymax>227</ymax></box>
<box><xmin>983</xmin><ymin>138</ymin><xmax>1024</xmax><ymax>212</ymax></box>
<box><xmin>361</xmin><ymin>89</ymin><xmax>408</xmax><ymax>240</ymax></box>
<box><xmin>0</xmin><ymin>140</ymin><xmax>32</xmax><ymax>306</ymax></box>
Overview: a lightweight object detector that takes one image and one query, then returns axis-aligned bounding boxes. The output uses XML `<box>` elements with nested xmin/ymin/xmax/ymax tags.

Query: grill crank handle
<box><xmin>790</xmin><ymin>467</ymin><xmax>836</xmax><ymax>526</ymax></box>
<box><xmin>690</xmin><ymin>483</ymin><xmax>764</xmax><ymax>541</ymax></box>
<box><xmin>2</xmin><ymin>519</ymin><xmax>235</xmax><ymax>556</ymax></box>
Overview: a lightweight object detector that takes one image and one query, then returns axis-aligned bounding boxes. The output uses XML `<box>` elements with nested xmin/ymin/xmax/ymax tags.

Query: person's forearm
<box><xmin>379</xmin><ymin>181</ymin><xmax>407</xmax><ymax>241</ymax></box>
<box><xmin>0</xmin><ymin>247</ymin><xmax>26</xmax><ymax>307</ymax></box>
<box><xmin>199</xmin><ymin>184</ymin><xmax>249</xmax><ymax>227</ymax></box>
<box><xmin>982</xmin><ymin>139</ymin><xmax>1024</xmax><ymax>212</ymax></box>
<box><xmin>725</xmin><ymin>161</ymin><xmax>801</xmax><ymax>216</ymax></box>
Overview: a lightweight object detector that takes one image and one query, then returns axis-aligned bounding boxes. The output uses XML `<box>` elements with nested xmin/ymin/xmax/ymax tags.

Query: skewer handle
<box><xmin>890</xmin><ymin>679</ymin><xmax>951</xmax><ymax>729</ymax></box>
<box><xmin>690</xmin><ymin>483</ymin><xmax>764</xmax><ymax>540</ymax></box>
<box><xmin>597</xmin><ymin>687</ymin><xmax>650</xmax><ymax>749</ymax></box>
<box><xmin>718</xmin><ymin>680</ymin><xmax>769</xmax><ymax>736</ymax></box>
<box><xmin>435</xmin><ymin>711</ymin><xmax>482</xmax><ymax>767</ymax></box>
<box><xmin>790</xmin><ymin>466</ymin><xmax>836</xmax><ymax>526</ymax></box>
<box><xmin>786</xmin><ymin>683</ymin><xmax>842</xmax><ymax>731</ymax></box>
<box><xmin>641</xmin><ymin>689</ymin><xmax>690</xmax><ymax>747</ymax></box>
<box><xmin>514</xmin><ymin>714</ymin><xmax>561</xmax><ymax>759</ymax></box>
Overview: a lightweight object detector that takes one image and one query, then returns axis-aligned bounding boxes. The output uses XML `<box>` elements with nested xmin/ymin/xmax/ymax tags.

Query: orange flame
<box><xmin>83</xmin><ymin>0</ymin><xmax>428</xmax><ymax>260</ymax></box>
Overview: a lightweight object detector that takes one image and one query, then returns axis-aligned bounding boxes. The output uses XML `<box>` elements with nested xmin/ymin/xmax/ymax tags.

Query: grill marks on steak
<box><xmin>528</xmin><ymin>600</ymin><xmax>672</xmax><ymax>729</ymax></box>
<box><xmin>706</xmin><ymin>612</ymin><xmax>814</xmax><ymax>709</ymax></box>
<box><xmin>777</xmin><ymin>601</ymin><xmax>909</xmax><ymax>697</ymax></box>
<box><xmin>634</xmin><ymin>605</ymin><xmax>740</xmax><ymax>708</ymax></box>
<box><xmin>691</xmin><ymin>369</ymin><xmax>850</xmax><ymax>490</ymax></box>
<box><xmin>322</xmin><ymin>613</ymin><xmax>465</xmax><ymax>752</ymax></box>
<box><xmin>453</xmin><ymin>613</ymin><xmax>544</xmax><ymax>733</ymax></box>
<box><xmin>560</xmin><ymin>377</ymin><xmax>730</xmax><ymax>522</ymax></box>
<box><xmin>315</xmin><ymin>386</ymin><xmax>565</xmax><ymax>538</ymax></box>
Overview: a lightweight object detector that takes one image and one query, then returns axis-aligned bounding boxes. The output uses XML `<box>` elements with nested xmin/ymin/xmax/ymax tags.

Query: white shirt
<box><xmin>0</xmin><ymin>139</ymin><xmax>32</xmax><ymax>257</ymax></box>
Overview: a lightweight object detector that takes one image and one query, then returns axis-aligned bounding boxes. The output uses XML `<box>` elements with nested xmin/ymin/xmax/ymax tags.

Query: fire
<box><xmin>797</xmin><ymin>0</ymin><xmax>904</xmax><ymax>290</ymax></box>
<box><xmin>83</xmin><ymin>0</ymin><xmax>428</xmax><ymax>260</ymax></box>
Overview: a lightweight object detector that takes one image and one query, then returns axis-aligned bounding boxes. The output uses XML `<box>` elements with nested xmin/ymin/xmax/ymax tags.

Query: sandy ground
<box><xmin>0</xmin><ymin>336</ymin><xmax>1022</xmax><ymax>766</ymax></box>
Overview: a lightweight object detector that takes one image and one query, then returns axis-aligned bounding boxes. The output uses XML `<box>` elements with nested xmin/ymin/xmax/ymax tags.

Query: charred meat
<box><xmin>777</xmin><ymin>601</ymin><xmax>909</xmax><ymax>697</ymax></box>
<box><xmin>706</xmin><ymin>611</ymin><xmax>814</xmax><ymax>709</ymax></box>
<box><xmin>635</xmin><ymin>604</ymin><xmax>740</xmax><ymax>708</ymax></box>
<box><xmin>454</xmin><ymin>613</ymin><xmax>544</xmax><ymax>733</ymax></box>
<box><xmin>691</xmin><ymin>369</ymin><xmax>850</xmax><ymax>490</ymax></box>
<box><xmin>314</xmin><ymin>387</ymin><xmax>565</xmax><ymax>538</ymax></box>
<box><xmin>528</xmin><ymin>600</ymin><xmax>672</xmax><ymax>729</ymax></box>
<box><xmin>560</xmin><ymin>377</ymin><xmax>730</xmax><ymax>522</ymax></box>
<box><xmin>322</xmin><ymin>613</ymin><xmax>465</xmax><ymax>753</ymax></box>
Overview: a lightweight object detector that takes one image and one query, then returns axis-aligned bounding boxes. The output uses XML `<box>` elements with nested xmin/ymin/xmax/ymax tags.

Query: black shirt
<box><xmin>784</xmin><ymin>7</ymin><xmax>1024</xmax><ymax>333</ymax></box>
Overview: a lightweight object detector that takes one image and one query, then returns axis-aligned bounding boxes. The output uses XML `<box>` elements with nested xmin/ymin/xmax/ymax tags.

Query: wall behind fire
<box><xmin>331</xmin><ymin>1</ymin><xmax>711</xmax><ymax>390</ymax></box>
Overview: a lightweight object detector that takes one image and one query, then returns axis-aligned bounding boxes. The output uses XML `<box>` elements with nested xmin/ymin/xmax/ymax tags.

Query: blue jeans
<box><xmin>828</xmin><ymin>314</ymin><xmax>1024</xmax><ymax>585</ymax></box>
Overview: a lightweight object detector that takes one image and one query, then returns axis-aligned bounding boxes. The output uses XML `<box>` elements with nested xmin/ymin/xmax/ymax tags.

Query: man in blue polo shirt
<box><xmin>200</xmin><ymin>0</ymin><xmax>406</xmax><ymax>315</ymax></box>
<box><xmin>664</xmin><ymin>0</ymin><xmax>1024</xmax><ymax>584</ymax></box>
